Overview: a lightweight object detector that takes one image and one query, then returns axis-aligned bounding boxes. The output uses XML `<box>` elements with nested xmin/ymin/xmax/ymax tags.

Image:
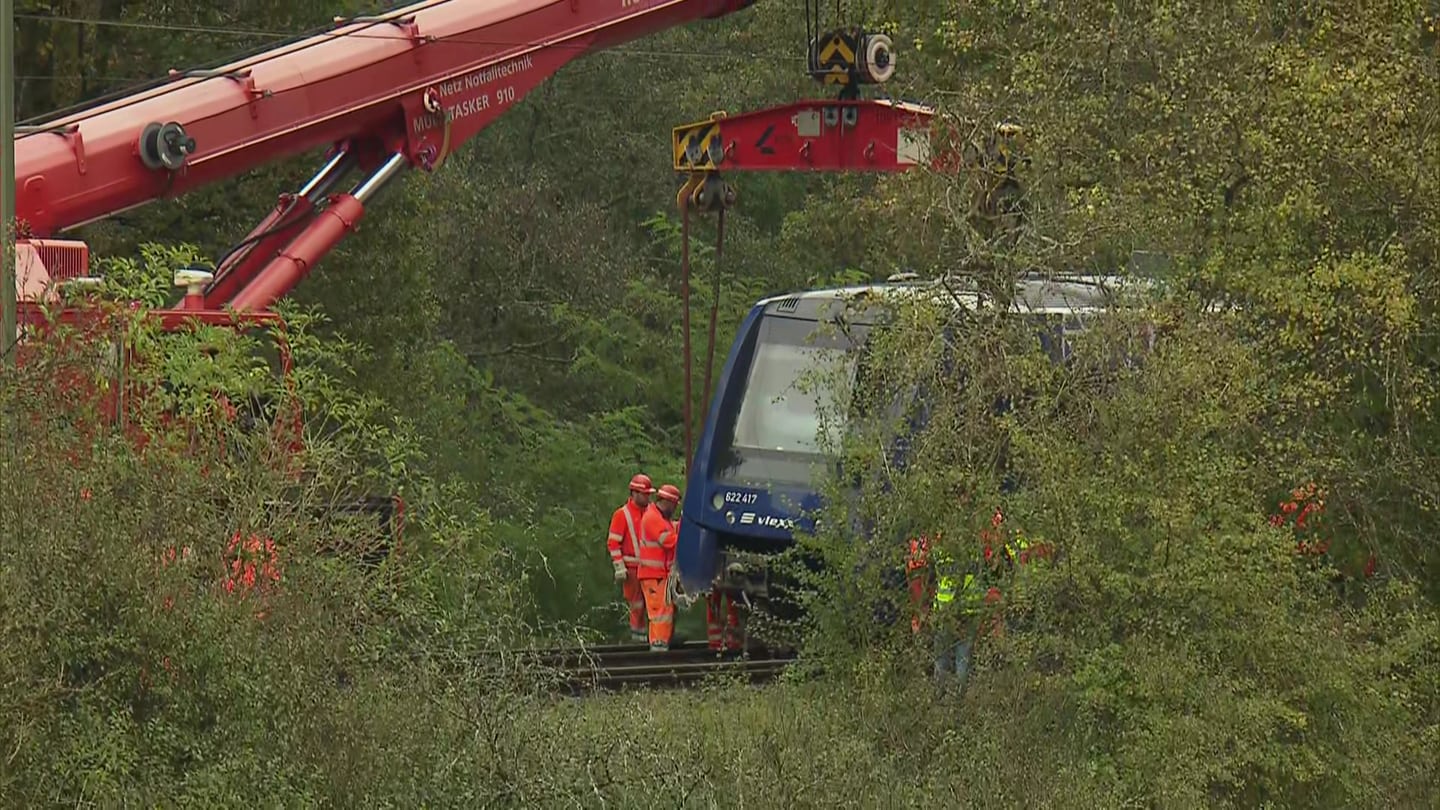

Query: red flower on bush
<box><xmin>158</xmin><ymin>545</ymin><xmax>194</xmax><ymax>568</ymax></box>
<box><xmin>223</xmin><ymin>531</ymin><xmax>283</xmax><ymax>600</ymax></box>
<box><xmin>1267</xmin><ymin>482</ymin><xmax>1376</xmax><ymax>579</ymax></box>
<box><xmin>155</xmin><ymin>545</ymin><xmax>194</xmax><ymax>614</ymax></box>
<box><xmin>1270</xmin><ymin>482</ymin><xmax>1328</xmax><ymax>555</ymax></box>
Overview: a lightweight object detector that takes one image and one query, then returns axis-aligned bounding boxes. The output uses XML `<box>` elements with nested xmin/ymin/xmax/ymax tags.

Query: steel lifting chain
<box><xmin>667</xmin><ymin>565</ymin><xmax>698</xmax><ymax>610</ymax></box>
<box><xmin>676</xmin><ymin>173</ymin><xmax>736</xmax><ymax>480</ymax></box>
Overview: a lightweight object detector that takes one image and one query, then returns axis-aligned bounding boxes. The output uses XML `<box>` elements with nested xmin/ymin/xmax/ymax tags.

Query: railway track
<box><xmin>518</xmin><ymin>640</ymin><xmax>796</xmax><ymax>694</ymax></box>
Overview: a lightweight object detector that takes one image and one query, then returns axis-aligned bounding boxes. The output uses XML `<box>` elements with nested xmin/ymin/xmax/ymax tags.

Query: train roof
<box><xmin>754</xmin><ymin>273</ymin><xmax>1159</xmax><ymax>323</ymax></box>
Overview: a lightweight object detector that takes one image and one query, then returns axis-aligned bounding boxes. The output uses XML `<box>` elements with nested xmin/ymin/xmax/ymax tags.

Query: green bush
<box><xmin>0</xmin><ymin>289</ymin><xmax>538</xmax><ymax>804</ymax></box>
<box><xmin>775</xmin><ymin>275</ymin><xmax>1440</xmax><ymax>807</ymax></box>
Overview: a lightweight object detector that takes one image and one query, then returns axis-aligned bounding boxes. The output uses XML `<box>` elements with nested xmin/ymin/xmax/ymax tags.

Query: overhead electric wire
<box><xmin>15</xmin><ymin>11</ymin><xmax>323</xmax><ymax>38</ymax></box>
<box><xmin>16</xmin><ymin>10</ymin><xmax>801</xmax><ymax>59</ymax></box>
<box><xmin>18</xmin><ymin>74</ymin><xmax>152</xmax><ymax>82</ymax></box>
<box><xmin>14</xmin><ymin>7</ymin><xmax>804</xmax><ymax>129</ymax></box>
<box><xmin>14</xmin><ymin>7</ymin><xmax>392</xmax><ymax>127</ymax></box>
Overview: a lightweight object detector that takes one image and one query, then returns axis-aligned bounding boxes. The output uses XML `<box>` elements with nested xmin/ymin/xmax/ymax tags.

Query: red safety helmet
<box><xmin>629</xmin><ymin>474</ymin><xmax>656</xmax><ymax>495</ymax></box>
<box><xmin>657</xmin><ymin>484</ymin><xmax>681</xmax><ymax>503</ymax></box>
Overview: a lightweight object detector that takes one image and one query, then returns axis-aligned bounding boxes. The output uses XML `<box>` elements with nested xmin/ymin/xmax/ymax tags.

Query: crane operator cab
<box><xmin>673</xmin><ymin>271</ymin><xmax>1159</xmax><ymax>619</ymax></box>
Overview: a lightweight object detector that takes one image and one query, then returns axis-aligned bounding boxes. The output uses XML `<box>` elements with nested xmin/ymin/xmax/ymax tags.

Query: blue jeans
<box><xmin>933</xmin><ymin>635</ymin><xmax>973</xmax><ymax>683</ymax></box>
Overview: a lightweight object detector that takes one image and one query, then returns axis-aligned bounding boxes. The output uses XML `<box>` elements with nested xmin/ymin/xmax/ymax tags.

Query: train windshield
<box><xmin>713</xmin><ymin>315</ymin><xmax>870</xmax><ymax>487</ymax></box>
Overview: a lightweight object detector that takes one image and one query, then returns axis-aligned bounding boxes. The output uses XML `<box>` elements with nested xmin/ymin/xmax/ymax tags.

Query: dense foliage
<box><xmin>4</xmin><ymin>0</ymin><xmax>1438</xmax><ymax>805</ymax></box>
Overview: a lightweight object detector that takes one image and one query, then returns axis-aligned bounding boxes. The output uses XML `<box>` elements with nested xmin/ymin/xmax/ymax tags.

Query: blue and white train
<box><xmin>673</xmin><ymin>271</ymin><xmax>1156</xmax><ymax>609</ymax></box>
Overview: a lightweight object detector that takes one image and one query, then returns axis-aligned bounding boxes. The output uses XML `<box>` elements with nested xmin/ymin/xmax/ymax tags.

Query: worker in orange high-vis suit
<box><xmin>705</xmin><ymin>577</ymin><xmax>744</xmax><ymax>652</ymax></box>
<box><xmin>705</xmin><ymin>591</ymin><xmax>743</xmax><ymax>652</ymax></box>
<box><xmin>906</xmin><ymin>532</ymin><xmax>938</xmax><ymax>633</ymax></box>
<box><xmin>637</xmin><ymin>483</ymin><xmax>682</xmax><ymax>651</ymax></box>
<box><xmin>607</xmin><ymin>474</ymin><xmax>655</xmax><ymax>641</ymax></box>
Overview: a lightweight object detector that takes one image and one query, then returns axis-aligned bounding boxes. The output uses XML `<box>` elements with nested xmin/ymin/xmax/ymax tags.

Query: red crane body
<box><xmin>5</xmin><ymin>0</ymin><xmax>768</xmax><ymax>585</ymax></box>
<box><xmin>11</xmin><ymin>0</ymin><xmax>758</xmax><ymax>313</ymax></box>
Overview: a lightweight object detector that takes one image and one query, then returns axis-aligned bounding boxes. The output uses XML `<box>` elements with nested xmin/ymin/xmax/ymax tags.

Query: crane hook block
<box><xmin>808</xmin><ymin>28</ymin><xmax>895</xmax><ymax>87</ymax></box>
<box><xmin>138</xmin><ymin>121</ymin><xmax>197</xmax><ymax>172</ymax></box>
<box><xmin>691</xmin><ymin>175</ymin><xmax>736</xmax><ymax>213</ymax></box>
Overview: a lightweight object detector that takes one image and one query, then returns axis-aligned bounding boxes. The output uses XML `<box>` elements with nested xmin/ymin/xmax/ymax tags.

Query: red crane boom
<box><xmin>10</xmin><ymin>0</ymin><xmax>757</xmax><ymax>313</ymax></box>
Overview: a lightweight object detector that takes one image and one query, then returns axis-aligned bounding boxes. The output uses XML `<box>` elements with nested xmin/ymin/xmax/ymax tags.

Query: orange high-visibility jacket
<box><xmin>607</xmin><ymin>501</ymin><xmax>646</xmax><ymax>570</ymax></box>
<box><xmin>636</xmin><ymin>503</ymin><xmax>678</xmax><ymax>581</ymax></box>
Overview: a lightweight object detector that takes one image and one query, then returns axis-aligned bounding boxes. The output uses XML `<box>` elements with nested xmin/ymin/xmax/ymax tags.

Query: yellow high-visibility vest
<box><xmin>932</xmin><ymin>548</ymin><xmax>957</xmax><ymax>606</ymax></box>
<box><xmin>1005</xmin><ymin>534</ymin><xmax>1030</xmax><ymax>562</ymax></box>
<box><xmin>933</xmin><ymin>555</ymin><xmax>985</xmax><ymax>613</ymax></box>
<box><xmin>935</xmin><ymin>573</ymin><xmax>958</xmax><ymax>605</ymax></box>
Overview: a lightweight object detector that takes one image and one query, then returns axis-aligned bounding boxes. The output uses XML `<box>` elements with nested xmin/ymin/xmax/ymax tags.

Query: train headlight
<box><xmin>711</xmin><ymin>492</ymin><xmax>725</xmax><ymax>510</ymax></box>
<box><xmin>725</xmin><ymin>511</ymin><xmax>736</xmax><ymax>525</ymax></box>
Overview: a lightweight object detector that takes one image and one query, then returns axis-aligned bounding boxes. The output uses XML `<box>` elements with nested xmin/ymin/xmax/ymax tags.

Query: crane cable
<box><xmin>677</xmin><ymin>186</ymin><xmax>727</xmax><ymax>481</ymax></box>
<box><xmin>681</xmin><ymin>201</ymin><xmax>693</xmax><ymax>481</ymax></box>
<box><xmin>674</xmin><ymin>176</ymin><xmax>728</xmax><ymax>611</ymax></box>
<box><xmin>700</xmin><ymin>208</ymin><xmax>726</xmax><ymax>433</ymax></box>
<box><xmin>673</xmin><ymin>197</ymin><xmax>695</xmax><ymax>610</ymax></box>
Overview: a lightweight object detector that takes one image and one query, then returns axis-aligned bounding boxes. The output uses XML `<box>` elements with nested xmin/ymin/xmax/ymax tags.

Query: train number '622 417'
<box><xmin>723</xmin><ymin>490</ymin><xmax>758</xmax><ymax>505</ymax></box>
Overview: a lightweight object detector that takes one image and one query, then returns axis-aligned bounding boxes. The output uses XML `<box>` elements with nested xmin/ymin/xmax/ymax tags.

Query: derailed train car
<box><xmin>673</xmin><ymin>271</ymin><xmax>1159</xmax><ymax>616</ymax></box>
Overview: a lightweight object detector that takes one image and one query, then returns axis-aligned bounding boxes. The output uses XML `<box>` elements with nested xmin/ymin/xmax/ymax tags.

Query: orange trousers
<box><xmin>706</xmin><ymin>590</ymin><xmax>742</xmax><ymax>650</ymax></box>
<box><xmin>621</xmin><ymin>570</ymin><xmax>646</xmax><ymax>640</ymax></box>
<box><xmin>908</xmin><ymin>574</ymin><xmax>930</xmax><ymax>633</ymax></box>
<box><xmin>640</xmin><ymin>578</ymin><xmax>673</xmax><ymax>650</ymax></box>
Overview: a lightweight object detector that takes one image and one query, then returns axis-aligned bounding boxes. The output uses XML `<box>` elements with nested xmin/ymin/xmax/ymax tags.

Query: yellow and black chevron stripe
<box><xmin>672</xmin><ymin>120</ymin><xmax>723</xmax><ymax>171</ymax></box>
